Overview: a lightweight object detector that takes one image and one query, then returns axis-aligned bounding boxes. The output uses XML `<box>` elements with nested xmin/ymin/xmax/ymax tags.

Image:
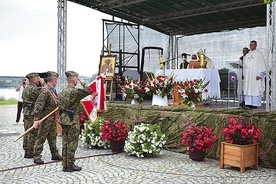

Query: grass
<box><xmin>0</xmin><ymin>96</ymin><xmax>17</xmax><ymax>105</ymax></box>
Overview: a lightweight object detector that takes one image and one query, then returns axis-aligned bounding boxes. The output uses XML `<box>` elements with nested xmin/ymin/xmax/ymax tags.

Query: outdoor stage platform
<box><xmin>112</xmin><ymin>98</ymin><xmax>266</xmax><ymax>112</ymax></box>
<box><xmin>99</xmin><ymin>99</ymin><xmax>275</xmax><ymax>168</ymax></box>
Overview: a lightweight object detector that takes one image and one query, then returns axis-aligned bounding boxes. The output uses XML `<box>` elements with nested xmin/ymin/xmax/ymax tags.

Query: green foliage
<box><xmin>80</xmin><ymin>117</ymin><xmax>109</xmax><ymax>148</ymax></box>
<box><xmin>264</xmin><ymin>0</ymin><xmax>276</xmax><ymax>4</ymax></box>
<box><xmin>101</xmin><ymin>103</ymin><xmax>276</xmax><ymax>168</ymax></box>
<box><xmin>0</xmin><ymin>96</ymin><xmax>17</xmax><ymax>105</ymax></box>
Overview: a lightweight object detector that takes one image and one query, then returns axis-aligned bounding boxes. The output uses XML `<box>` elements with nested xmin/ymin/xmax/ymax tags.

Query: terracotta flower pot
<box><xmin>110</xmin><ymin>139</ymin><xmax>125</xmax><ymax>152</ymax></box>
<box><xmin>189</xmin><ymin>149</ymin><xmax>206</xmax><ymax>161</ymax></box>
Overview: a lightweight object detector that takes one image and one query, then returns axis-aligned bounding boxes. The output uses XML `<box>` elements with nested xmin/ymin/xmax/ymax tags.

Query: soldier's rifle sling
<box><xmin>13</xmin><ymin>107</ymin><xmax>59</xmax><ymax>142</ymax></box>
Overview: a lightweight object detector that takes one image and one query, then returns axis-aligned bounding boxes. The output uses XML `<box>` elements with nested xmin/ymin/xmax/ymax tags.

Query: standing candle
<box><xmin>200</xmin><ymin>54</ymin><xmax>205</xmax><ymax>68</ymax></box>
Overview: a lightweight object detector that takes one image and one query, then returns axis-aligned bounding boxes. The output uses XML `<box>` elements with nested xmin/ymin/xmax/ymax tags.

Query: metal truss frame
<box><xmin>266</xmin><ymin>2</ymin><xmax>276</xmax><ymax>111</ymax></box>
<box><xmin>57</xmin><ymin>0</ymin><xmax>67</xmax><ymax>92</ymax></box>
<box><xmin>148</xmin><ymin>0</ymin><xmax>263</xmax><ymax>22</ymax></box>
<box><xmin>102</xmin><ymin>19</ymin><xmax>140</xmax><ymax>78</ymax></box>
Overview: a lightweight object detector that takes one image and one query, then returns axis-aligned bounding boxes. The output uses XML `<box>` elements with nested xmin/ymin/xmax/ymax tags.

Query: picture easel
<box><xmin>105</xmin><ymin>76</ymin><xmax>114</xmax><ymax>102</ymax></box>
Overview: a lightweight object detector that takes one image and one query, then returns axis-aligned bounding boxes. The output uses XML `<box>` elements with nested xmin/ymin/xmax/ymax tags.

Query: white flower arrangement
<box><xmin>145</xmin><ymin>73</ymin><xmax>175</xmax><ymax>98</ymax></box>
<box><xmin>119</xmin><ymin>79</ymin><xmax>146</xmax><ymax>103</ymax></box>
<box><xmin>80</xmin><ymin>117</ymin><xmax>109</xmax><ymax>148</ymax></box>
<box><xmin>124</xmin><ymin>123</ymin><xmax>167</xmax><ymax>157</ymax></box>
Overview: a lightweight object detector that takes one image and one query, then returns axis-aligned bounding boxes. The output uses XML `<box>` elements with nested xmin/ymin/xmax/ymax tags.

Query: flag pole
<box><xmin>13</xmin><ymin>107</ymin><xmax>59</xmax><ymax>142</ymax></box>
<box><xmin>80</xmin><ymin>100</ymin><xmax>92</xmax><ymax>123</ymax></box>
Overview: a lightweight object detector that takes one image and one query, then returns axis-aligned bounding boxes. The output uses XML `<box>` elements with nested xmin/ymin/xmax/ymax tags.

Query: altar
<box><xmin>155</xmin><ymin>69</ymin><xmax>221</xmax><ymax>99</ymax></box>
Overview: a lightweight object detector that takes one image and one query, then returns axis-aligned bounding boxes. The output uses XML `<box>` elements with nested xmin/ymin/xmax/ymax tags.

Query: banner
<box><xmin>81</xmin><ymin>75</ymin><xmax>106</xmax><ymax>123</ymax></box>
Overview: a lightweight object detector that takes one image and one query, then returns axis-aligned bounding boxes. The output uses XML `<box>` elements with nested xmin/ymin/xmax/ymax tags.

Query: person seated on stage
<box><xmin>196</xmin><ymin>49</ymin><xmax>215</xmax><ymax>69</ymax></box>
<box><xmin>179</xmin><ymin>53</ymin><xmax>190</xmax><ymax>69</ymax></box>
<box><xmin>190</xmin><ymin>54</ymin><xmax>199</xmax><ymax>62</ymax></box>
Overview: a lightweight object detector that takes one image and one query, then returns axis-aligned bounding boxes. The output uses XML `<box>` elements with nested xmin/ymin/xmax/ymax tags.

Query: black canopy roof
<box><xmin>68</xmin><ymin>0</ymin><xmax>266</xmax><ymax>36</ymax></box>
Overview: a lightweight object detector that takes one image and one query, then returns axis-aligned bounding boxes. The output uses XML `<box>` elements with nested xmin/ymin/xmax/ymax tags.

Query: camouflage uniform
<box><xmin>33</xmin><ymin>71</ymin><xmax>61</xmax><ymax>163</ymax></box>
<box><xmin>58</xmin><ymin>71</ymin><xmax>91</xmax><ymax>171</ymax></box>
<box><xmin>22</xmin><ymin>73</ymin><xmax>43</xmax><ymax>158</ymax></box>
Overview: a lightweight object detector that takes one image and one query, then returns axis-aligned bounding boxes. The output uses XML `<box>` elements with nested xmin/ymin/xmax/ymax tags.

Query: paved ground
<box><xmin>0</xmin><ymin>105</ymin><xmax>275</xmax><ymax>184</ymax></box>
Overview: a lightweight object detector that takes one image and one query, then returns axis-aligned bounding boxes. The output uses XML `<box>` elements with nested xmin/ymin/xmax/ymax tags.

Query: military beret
<box><xmin>65</xmin><ymin>71</ymin><xmax>78</xmax><ymax>78</ymax></box>
<box><xmin>47</xmin><ymin>71</ymin><xmax>59</xmax><ymax>78</ymax></box>
<box><xmin>25</xmin><ymin>72</ymin><xmax>39</xmax><ymax>80</ymax></box>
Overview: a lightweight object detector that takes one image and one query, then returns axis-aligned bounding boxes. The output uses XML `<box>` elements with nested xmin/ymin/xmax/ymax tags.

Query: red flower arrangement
<box><xmin>100</xmin><ymin>119</ymin><xmax>129</xmax><ymax>141</ymax></box>
<box><xmin>222</xmin><ymin>116</ymin><xmax>261</xmax><ymax>145</ymax></box>
<box><xmin>177</xmin><ymin>78</ymin><xmax>209</xmax><ymax>106</ymax></box>
<box><xmin>145</xmin><ymin>73</ymin><xmax>175</xmax><ymax>98</ymax></box>
<box><xmin>120</xmin><ymin>79</ymin><xmax>146</xmax><ymax>103</ymax></box>
<box><xmin>181</xmin><ymin>125</ymin><xmax>218</xmax><ymax>152</ymax></box>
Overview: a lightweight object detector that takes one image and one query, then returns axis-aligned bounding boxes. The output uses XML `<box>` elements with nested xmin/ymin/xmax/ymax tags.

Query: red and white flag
<box><xmin>81</xmin><ymin>75</ymin><xmax>106</xmax><ymax>122</ymax></box>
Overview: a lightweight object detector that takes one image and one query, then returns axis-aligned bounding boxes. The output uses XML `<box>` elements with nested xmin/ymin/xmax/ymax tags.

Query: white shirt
<box><xmin>17</xmin><ymin>85</ymin><xmax>24</xmax><ymax>102</ymax></box>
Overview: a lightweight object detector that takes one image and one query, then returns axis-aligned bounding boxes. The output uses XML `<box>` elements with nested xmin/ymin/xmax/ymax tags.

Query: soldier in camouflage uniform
<box><xmin>22</xmin><ymin>72</ymin><xmax>44</xmax><ymax>158</ymax></box>
<box><xmin>58</xmin><ymin>71</ymin><xmax>91</xmax><ymax>172</ymax></box>
<box><xmin>33</xmin><ymin>71</ymin><xmax>62</xmax><ymax>164</ymax></box>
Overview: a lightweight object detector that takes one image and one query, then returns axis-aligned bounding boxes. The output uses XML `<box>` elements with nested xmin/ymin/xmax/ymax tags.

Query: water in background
<box><xmin>0</xmin><ymin>88</ymin><xmax>17</xmax><ymax>100</ymax></box>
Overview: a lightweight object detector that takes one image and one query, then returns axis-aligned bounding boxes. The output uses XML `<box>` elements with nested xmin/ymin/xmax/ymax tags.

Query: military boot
<box><xmin>24</xmin><ymin>152</ymin><xmax>33</xmax><ymax>159</ymax></box>
<box><xmin>64</xmin><ymin>165</ymin><xmax>82</xmax><ymax>172</ymax></box>
<box><xmin>62</xmin><ymin>167</ymin><xmax>67</xmax><ymax>172</ymax></box>
<box><xmin>51</xmin><ymin>155</ymin><xmax>63</xmax><ymax>161</ymax></box>
<box><xmin>34</xmin><ymin>158</ymin><xmax>44</xmax><ymax>164</ymax></box>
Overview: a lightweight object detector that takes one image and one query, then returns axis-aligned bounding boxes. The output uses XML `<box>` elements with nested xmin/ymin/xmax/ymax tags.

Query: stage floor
<box><xmin>111</xmin><ymin>98</ymin><xmax>266</xmax><ymax>112</ymax></box>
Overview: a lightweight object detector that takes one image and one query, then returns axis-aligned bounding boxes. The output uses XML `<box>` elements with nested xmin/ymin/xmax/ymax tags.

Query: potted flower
<box><xmin>145</xmin><ymin>73</ymin><xmax>175</xmax><ymax>106</ymax></box>
<box><xmin>220</xmin><ymin>116</ymin><xmax>261</xmax><ymax>173</ymax></box>
<box><xmin>177</xmin><ymin>78</ymin><xmax>209</xmax><ymax>107</ymax></box>
<box><xmin>181</xmin><ymin>125</ymin><xmax>218</xmax><ymax>161</ymax></box>
<box><xmin>222</xmin><ymin>116</ymin><xmax>261</xmax><ymax>145</ymax></box>
<box><xmin>100</xmin><ymin>119</ymin><xmax>129</xmax><ymax>152</ymax></box>
<box><xmin>124</xmin><ymin>123</ymin><xmax>167</xmax><ymax>157</ymax></box>
<box><xmin>120</xmin><ymin>79</ymin><xmax>146</xmax><ymax>104</ymax></box>
<box><xmin>80</xmin><ymin>117</ymin><xmax>109</xmax><ymax>149</ymax></box>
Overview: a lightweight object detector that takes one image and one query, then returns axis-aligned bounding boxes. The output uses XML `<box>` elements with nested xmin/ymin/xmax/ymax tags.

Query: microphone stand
<box><xmin>160</xmin><ymin>56</ymin><xmax>180</xmax><ymax>75</ymax></box>
<box><xmin>240</xmin><ymin>56</ymin><xmax>245</xmax><ymax>108</ymax></box>
<box><xmin>160</xmin><ymin>60</ymin><xmax>169</xmax><ymax>75</ymax></box>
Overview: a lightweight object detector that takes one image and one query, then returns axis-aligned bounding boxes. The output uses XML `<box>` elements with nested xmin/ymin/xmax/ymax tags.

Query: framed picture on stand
<box><xmin>98</xmin><ymin>55</ymin><xmax>116</xmax><ymax>77</ymax></box>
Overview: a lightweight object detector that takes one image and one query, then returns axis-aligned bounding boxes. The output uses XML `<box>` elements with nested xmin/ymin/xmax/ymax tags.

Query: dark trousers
<box><xmin>16</xmin><ymin>101</ymin><xmax>23</xmax><ymax>122</ymax></box>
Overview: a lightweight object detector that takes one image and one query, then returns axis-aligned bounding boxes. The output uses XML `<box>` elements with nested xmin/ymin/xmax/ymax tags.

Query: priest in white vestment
<box><xmin>243</xmin><ymin>40</ymin><xmax>266</xmax><ymax>108</ymax></box>
<box><xmin>197</xmin><ymin>49</ymin><xmax>215</xmax><ymax>69</ymax></box>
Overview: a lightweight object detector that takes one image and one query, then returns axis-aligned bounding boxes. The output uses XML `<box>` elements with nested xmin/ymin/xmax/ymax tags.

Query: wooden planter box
<box><xmin>220</xmin><ymin>142</ymin><xmax>258</xmax><ymax>173</ymax></box>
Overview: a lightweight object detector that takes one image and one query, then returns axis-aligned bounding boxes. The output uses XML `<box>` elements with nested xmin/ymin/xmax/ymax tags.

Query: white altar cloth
<box><xmin>155</xmin><ymin>69</ymin><xmax>221</xmax><ymax>98</ymax></box>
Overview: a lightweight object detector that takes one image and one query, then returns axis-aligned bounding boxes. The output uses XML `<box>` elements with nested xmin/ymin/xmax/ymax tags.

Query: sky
<box><xmin>0</xmin><ymin>0</ymin><xmax>111</xmax><ymax>77</ymax></box>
